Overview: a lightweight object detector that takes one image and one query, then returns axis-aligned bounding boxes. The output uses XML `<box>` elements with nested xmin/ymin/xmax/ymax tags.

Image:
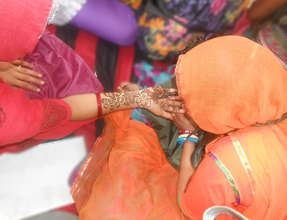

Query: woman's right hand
<box><xmin>0</xmin><ymin>60</ymin><xmax>44</xmax><ymax>92</ymax></box>
<box><xmin>173</xmin><ymin>113</ymin><xmax>196</xmax><ymax>131</ymax></box>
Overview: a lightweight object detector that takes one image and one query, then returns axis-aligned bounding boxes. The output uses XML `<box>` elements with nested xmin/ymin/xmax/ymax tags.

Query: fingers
<box><xmin>168</xmin><ymin>96</ymin><xmax>183</xmax><ymax>101</ymax></box>
<box><xmin>12</xmin><ymin>60</ymin><xmax>34</xmax><ymax>69</ymax></box>
<box><xmin>160</xmin><ymin>99</ymin><xmax>185</xmax><ymax>113</ymax></box>
<box><xmin>160</xmin><ymin>111</ymin><xmax>174</xmax><ymax>120</ymax></box>
<box><xmin>118</xmin><ymin>82</ymin><xmax>139</xmax><ymax>92</ymax></box>
<box><xmin>15</xmin><ymin>79</ymin><xmax>40</xmax><ymax>92</ymax></box>
<box><xmin>17</xmin><ymin>66</ymin><xmax>42</xmax><ymax>77</ymax></box>
<box><xmin>16</xmin><ymin>71</ymin><xmax>44</xmax><ymax>86</ymax></box>
<box><xmin>166</xmin><ymin>88</ymin><xmax>178</xmax><ymax>93</ymax></box>
<box><xmin>13</xmin><ymin>65</ymin><xmax>44</xmax><ymax>92</ymax></box>
<box><xmin>157</xmin><ymin>87</ymin><xmax>178</xmax><ymax>98</ymax></box>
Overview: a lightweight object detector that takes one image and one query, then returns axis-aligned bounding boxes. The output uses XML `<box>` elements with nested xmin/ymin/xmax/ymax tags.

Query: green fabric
<box><xmin>142</xmin><ymin>77</ymin><xmax>207</xmax><ymax>170</ymax></box>
<box><xmin>142</xmin><ymin>77</ymin><xmax>182</xmax><ymax>170</ymax></box>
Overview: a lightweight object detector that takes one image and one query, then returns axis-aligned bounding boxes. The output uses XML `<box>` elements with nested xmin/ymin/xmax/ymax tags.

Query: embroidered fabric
<box><xmin>49</xmin><ymin>0</ymin><xmax>87</xmax><ymax>25</ymax></box>
<box><xmin>40</xmin><ymin>100</ymin><xmax>69</xmax><ymax>132</ymax></box>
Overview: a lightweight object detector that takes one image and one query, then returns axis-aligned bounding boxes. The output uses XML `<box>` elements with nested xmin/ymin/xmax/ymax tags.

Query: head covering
<box><xmin>176</xmin><ymin>36</ymin><xmax>287</xmax><ymax>134</ymax></box>
<box><xmin>0</xmin><ymin>0</ymin><xmax>53</xmax><ymax>61</ymax></box>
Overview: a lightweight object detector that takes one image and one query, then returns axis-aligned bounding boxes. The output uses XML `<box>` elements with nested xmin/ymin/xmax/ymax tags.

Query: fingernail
<box><xmin>36</xmin><ymin>88</ymin><xmax>40</xmax><ymax>92</ymax></box>
<box><xmin>40</xmin><ymin>81</ymin><xmax>45</xmax><ymax>85</ymax></box>
<box><xmin>38</xmin><ymin>74</ymin><xmax>42</xmax><ymax>77</ymax></box>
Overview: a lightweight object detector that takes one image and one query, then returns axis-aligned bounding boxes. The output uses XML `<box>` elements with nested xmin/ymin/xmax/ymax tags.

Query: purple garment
<box><xmin>70</xmin><ymin>0</ymin><xmax>137</xmax><ymax>46</ymax></box>
<box><xmin>159</xmin><ymin>0</ymin><xmax>246</xmax><ymax>32</ymax></box>
<box><xmin>24</xmin><ymin>30</ymin><xmax>103</xmax><ymax>100</ymax></box>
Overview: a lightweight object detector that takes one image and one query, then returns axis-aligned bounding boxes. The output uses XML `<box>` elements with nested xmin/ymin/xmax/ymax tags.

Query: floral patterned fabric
<box><xmin>257</xmin><ymin>6</ymin><xmax>287</xmax><ymax>70</ymax></box>
<box><xmin>122</xmin><ymin>0</ymin><xmax>255</xmax><ymax>60</ymax></box>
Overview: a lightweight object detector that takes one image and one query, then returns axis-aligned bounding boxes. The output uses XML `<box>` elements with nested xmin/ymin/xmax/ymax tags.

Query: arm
<box><xmin>177</xmin><ymin>141</ymin><xmax>196</xmax><ymax>199</ymax></box>
<box><xmin>62</xmin><ymin>86</ymin><xmax>183</xmax><ymax>121</ymax></box>
<box><xmin>173</xmin><ymin>113</ymin><xmax>197</xmax><ymax>201</ymax></box>
<box><xmin>247</xmin><ymin>0</ymin><xmax>287</xmax><ymax>21</ymax></box>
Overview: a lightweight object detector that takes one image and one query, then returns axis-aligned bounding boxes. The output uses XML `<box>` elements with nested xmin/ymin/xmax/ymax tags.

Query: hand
<box><xmin>117</xmin><ymin>82</ymin><xmax>139</xmax><ymax>92</ymax></box>
<box><xmin>142</xmin><ymin>86</ymin><xmax>185</xmax><ymax>120</ymax></box>
<box><xmin>0</xmin><ymin>60</ymin><xmax>44</xmax><ymax>92</ymax></box>
<box><xmin>173</xmin><ymin>113</ymin><xmax>196</xmax><ymax>131</ymax></box>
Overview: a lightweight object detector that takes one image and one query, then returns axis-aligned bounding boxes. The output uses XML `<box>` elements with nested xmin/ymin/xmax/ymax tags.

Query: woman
<box><xmin>0</xmin><ymin>0</ymin><xmax>182</xmax><ymax>153</ymax></box>
<box><xmin>72</xmin><ymin>36</ymin><xmax>287</xmax><ymax>219</ymax></box>
<box><xmin>175</xmin><ymin>36</ymin><xmax>287</xmax><ymax>219</ymax></box>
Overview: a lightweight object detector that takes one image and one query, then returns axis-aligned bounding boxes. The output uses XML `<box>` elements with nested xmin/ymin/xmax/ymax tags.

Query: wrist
<box><xmin>132</xmin><ymin>88</ymin><xmax>152</xmax><ymax>109</ymax></box>
<box><xmin>177</xmin><ymin>130</ymin><xmax>199</xmax><ymax>145</ymax></box>
<box><xmin>100</xmin><ymin>90</ymin><xmax>143</xmax><ymax>114</ymax></box>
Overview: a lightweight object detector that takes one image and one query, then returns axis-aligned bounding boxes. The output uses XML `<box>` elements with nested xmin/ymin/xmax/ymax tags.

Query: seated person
<box><xmin>72</xmin><ymin>36</ymin><xmax>287</xmax><ymax>219</ymax></box>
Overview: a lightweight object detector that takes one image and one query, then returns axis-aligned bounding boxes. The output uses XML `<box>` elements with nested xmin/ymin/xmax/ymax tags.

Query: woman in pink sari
<box><xmin>0</xmin><ymin>0</ymin><xmax>182</xmax><ymax>153</ymax></box>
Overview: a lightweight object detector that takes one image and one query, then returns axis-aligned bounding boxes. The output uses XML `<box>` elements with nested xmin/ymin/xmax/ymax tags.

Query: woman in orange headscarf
<box><xmin>175</xmin><ymin>36</ymin><xmax>287</xmax><ymax>219</ymax></box>
<box><xmin>72</xmin><ymin>36</ymin><xmax>287</xmax><ymax>219</ymax></box>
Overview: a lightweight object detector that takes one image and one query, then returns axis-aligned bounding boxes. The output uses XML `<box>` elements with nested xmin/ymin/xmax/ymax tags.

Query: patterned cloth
<box><xmin>123</xmin><ymin>0</ymin><xmax>256</xmax><ymax>60</ymax></box>
<box><xmin>257</xmin><ymin>6</ymin><xmax>287</xmax><ymax>69</ymax></box>
<box><xmin>131</xmin><ymin>61</ymin><xmax>175</xmax><ymax>127</ymax></box>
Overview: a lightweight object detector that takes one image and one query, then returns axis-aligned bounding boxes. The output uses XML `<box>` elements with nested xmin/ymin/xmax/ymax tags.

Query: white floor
<box><xmin>0</xmin><ymin>137</ymin><xmax>86</xmax><ymax>220</ymax></box>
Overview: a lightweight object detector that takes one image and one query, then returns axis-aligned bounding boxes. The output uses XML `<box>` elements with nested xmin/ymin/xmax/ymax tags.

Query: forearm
<box><xmin>247</xmin><ymin>0</ymin><xmax>287</xmax><ymax>21</ymax></box>
<box><xmin>177</xmin><ymin>142</ymin><xmax>196</xmax><ymax>200</ymax></box>
<box><xmin>62</xmin><ymin>89</ymin><xmax>152</xmax><ymax>121</ymax></box>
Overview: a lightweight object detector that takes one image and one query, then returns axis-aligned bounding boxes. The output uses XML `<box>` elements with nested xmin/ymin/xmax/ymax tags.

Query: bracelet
<box><xmin>177</xmin><ymin>137</ymin><xmax>199</xmax><ymax>145</ymax></box>
<box><xmin>178</xmin><ymin>129</ymin><xmax>198</xmax><ymax>136</ymax></box>
<box><xmin>178</xmin><ymin>133</ymin><xmax>199</xmax><ymax>140</ymax></box>
<box><xmin>178</xmin><ymin>129</ymin><xmax>193</xmax><ymax>135</ymax></box>
<box><xmin>96</xmin><ymin>92</ymin><xmax>103</xmax><ymax>117</ymax></box>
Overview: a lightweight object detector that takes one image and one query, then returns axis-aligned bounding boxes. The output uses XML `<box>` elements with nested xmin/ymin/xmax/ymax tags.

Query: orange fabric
<box><xmin>72</xmin><ymin>110</ymin><xmax>185</xmax><ymax>220</ymax></box>
<box><xmin>180</xmin><ymin>126</ymin><xmax>287</xmax><ymax>219</ymax></box>
<box><xmin>175</xmin><ymin>36</ymin><xmax>287</xmax><ymax>134</ymax></box>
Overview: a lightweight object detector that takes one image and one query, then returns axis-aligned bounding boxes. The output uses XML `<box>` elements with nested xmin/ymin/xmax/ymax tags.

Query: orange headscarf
<box><xmin>176</xmin><ymin>36</ymin><xmax>287</xmax><ymax>134</ymax></box>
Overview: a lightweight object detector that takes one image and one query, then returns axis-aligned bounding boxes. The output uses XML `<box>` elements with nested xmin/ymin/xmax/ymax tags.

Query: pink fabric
<box><xmin>24</xmin><ymin>31</ymin><xmax>103</xmax><ymax>99</ymax></box>
<box><xmin>0</xmin><ymin>0</ymin><xmax>52</xmax><ymax>61</ymax></box>
<box><xmin>0</xmin><ymin>80</ymin><xmax>71</xmax><ymax>148</ymax></box>
<box><xmin>0</xmin><ymin>30</ymin><xmax>104</xmax><ymax>154</ymax></box>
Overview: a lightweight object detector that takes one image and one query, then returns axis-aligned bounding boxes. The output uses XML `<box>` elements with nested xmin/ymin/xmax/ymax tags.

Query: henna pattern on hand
<box><xmin>101</xmin><ymin>92</ymin><xmax>125</xmax><ymax>111</ymax></box>
<box><xmin>101</xmin><ymin>86</ymin><xmax>175</xmax><ymax>113</ymax></box>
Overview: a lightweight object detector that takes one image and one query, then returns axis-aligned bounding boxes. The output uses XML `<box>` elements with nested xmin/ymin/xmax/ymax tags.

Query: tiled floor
<box><xmin>0</xmin><ymin>137</ymin><xmax>86</xmax><ymax>220</ymax></box>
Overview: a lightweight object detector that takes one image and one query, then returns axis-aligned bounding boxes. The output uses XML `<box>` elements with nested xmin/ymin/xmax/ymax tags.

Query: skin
<box><xmin>0</xmin><ymin>60</ymin><xmax>44</xmax><ymax>92</ymax></box>
<box><xmin>0</xmin><ymin>61</ymin><xmax>184</xmax><ymax>121</ymax></box>
<box><xmin>62</xmin><ymin>83</ymin><xmax>185</xmax><ymax>121</ymax></box>
<box><xmin>247</xmin><ymin>0</ymin><xmax>287</xmax><ymax>21</ymax></box>
<box><xmin>174</xmin><ymin>113</ymin><xmax>218</xmax><ymax>213</ymax></box>
<box><xmin>173</xmin><ymin>113</ymin><xmax>197</xmax><ymax>201</ymax></box>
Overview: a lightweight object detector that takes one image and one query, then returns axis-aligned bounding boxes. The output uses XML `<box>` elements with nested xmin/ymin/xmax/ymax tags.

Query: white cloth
<box><xmin>48</xmin><ymin>0</ymin><xmax>87</xmax><ymax>25</ymax></box>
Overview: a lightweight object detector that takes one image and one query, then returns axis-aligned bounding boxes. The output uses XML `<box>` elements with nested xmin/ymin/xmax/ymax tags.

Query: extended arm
<box><xmin>62</xmin><ymin>86</ymin><xmax>183</xmax><ymax>121</ymax></box>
